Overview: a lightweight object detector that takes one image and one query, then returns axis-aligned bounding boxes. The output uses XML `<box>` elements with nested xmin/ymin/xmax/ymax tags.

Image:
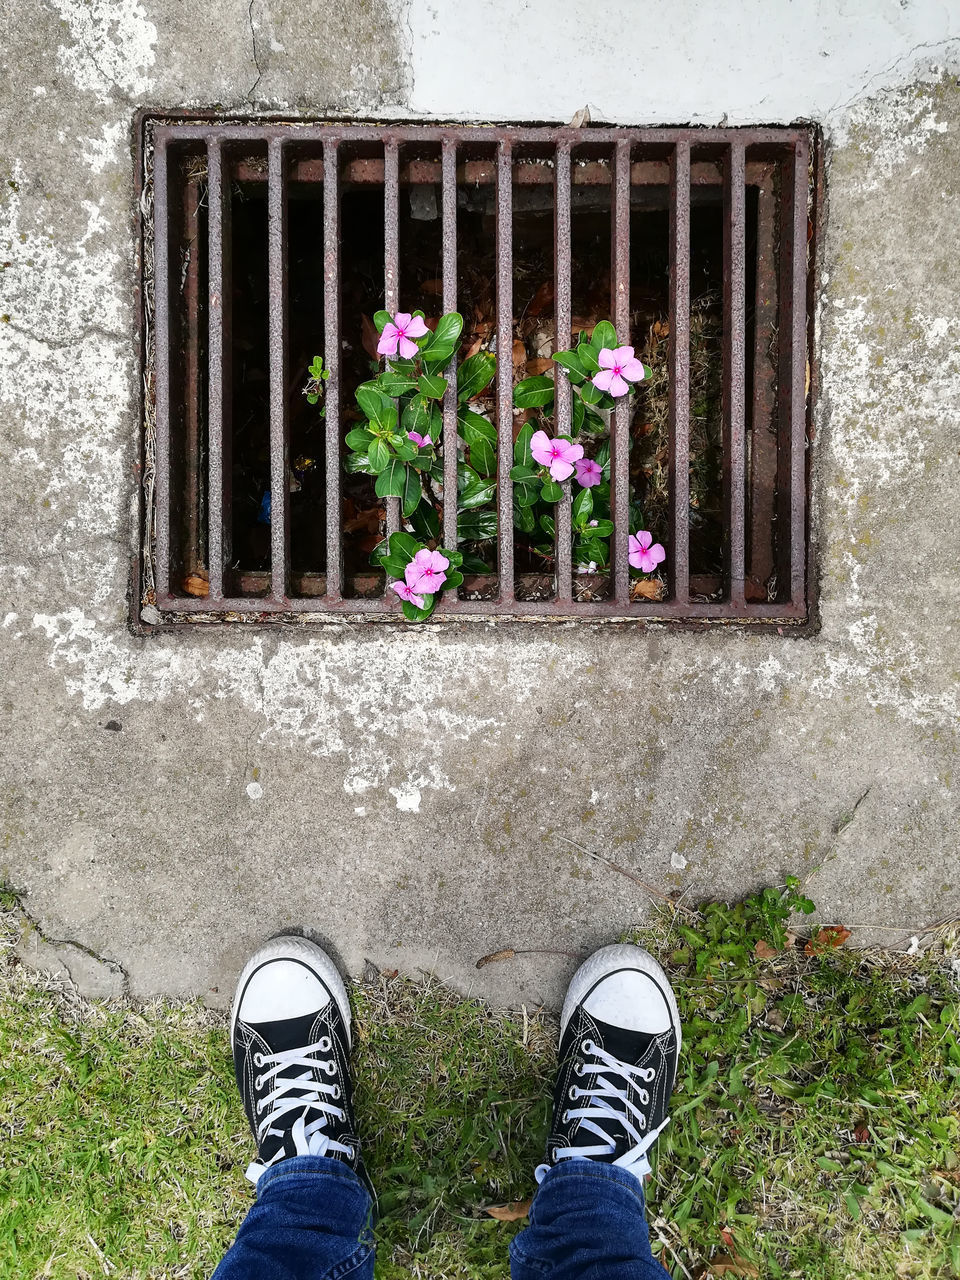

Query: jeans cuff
<box><xmin>255</xmin><ymin>1155</ymin><xmax>369</xmax><ymax>1201</ymax></box>
<box><xmin>535</xmin><ymin>1159</ymin><xmax>647</xmax><ymax>1207</ymax></box>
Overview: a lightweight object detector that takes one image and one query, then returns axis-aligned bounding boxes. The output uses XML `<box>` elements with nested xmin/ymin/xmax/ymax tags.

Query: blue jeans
<box><xmin>213</xmin><ymin>1156</ymin><xmax>664</xmax><ymax>1279</ymax></box>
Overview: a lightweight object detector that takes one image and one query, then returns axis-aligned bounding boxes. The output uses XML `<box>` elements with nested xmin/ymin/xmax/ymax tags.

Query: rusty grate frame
<box><xmin>134</xmin><ymin>114</ymin><xmax>821</xmax><ymax>628</ymax></box>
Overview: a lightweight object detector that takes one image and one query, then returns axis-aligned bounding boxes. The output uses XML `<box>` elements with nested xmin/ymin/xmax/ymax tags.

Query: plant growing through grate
<box><xmin>136</xmin><ymin>118</ymin><xmax>817</xmax><ymax>625</ymax></box>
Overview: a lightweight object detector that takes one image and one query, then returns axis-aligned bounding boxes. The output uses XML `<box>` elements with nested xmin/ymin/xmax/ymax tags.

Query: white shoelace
<box><xmin>246</xmin><ymin>1036</ymin><xmax>354</xmax><ymax>1185</ymax></box>
<box><xmin>536</xmin><ymin>1038</ymin><xmax>670</xmax><ymax>1184</ymax></box>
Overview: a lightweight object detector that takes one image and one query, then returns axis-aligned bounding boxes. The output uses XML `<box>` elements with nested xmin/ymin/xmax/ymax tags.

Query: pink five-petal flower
<box><xmin>390</xmin><ymin>579</ymin><xmax>425</xmax><ymax>608</ymax></box>
<box><xmin>574</xmin><ymin>457</ymin><xmax>602</xmax><ymax>488</ymax></box>
<box><xmin>377</xmin><ymin>311</ymin><xmax>430</xmax><ymax>359</ymax></box>
<box><xmin>405</xmin><ymin>547</ymin><xmax>449</xmax><ymax>595</ymax></box>
<box><xmin>592</xmin><ymin>345</ymin><xmax>646</xmax><ymax>398</ymax></box>
<box><xmin>530</xmin><ymin>430</ymin><xmax>584</xmax><ymax>482</ymax></box>
<box><xmin>407</xmin><ymin>430</ymin><xmax>433</xmax><ymax>448</ymax></box>
<box><xmin>628</xmin><ymin>530</ymin><xmax>666</xmax><ymax>574</ymax></box>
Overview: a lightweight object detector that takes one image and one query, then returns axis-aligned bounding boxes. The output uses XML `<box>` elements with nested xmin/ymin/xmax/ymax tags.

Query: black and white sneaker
<box><xmin>539</xmin><ymin>944</ymin><xmax>682</xmax><ymax>1183</ymax></box>
<box><xmin>230</xmin><ymin>936</ymin><xmax>366</xmax><ymax>1188</ymax></box>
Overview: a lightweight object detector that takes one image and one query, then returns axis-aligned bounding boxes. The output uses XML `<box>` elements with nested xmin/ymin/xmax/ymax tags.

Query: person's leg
<box><xmin>212</xmin><ymin>937</ymin><xmax>375</xmax><ymax>1280</ymax></box>
<box><xmin>510</xmin><ymin>944</ymin><xmax>681</xmax><ymax>1280</ymax></box>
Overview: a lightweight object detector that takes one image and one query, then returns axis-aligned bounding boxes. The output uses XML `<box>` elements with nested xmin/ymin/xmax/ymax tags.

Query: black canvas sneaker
<box><xmin>230</xmin><ymin>936</ymin><xmax>367</xmax><ymax>1188</ymax></box>
<box><xmin>539</xmin><ymin>944</ymin><xmax>682</xmax><ymax>1183</ymax></box>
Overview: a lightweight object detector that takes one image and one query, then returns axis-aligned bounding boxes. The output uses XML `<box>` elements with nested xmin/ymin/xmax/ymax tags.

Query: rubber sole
<box><xmin>559</xmin><ymin>942</ymin><xmax>682</xmax><ymax>1054</ymax></box>
<box><xmin>230</xmin><ymin>935</ymin><xmax>352</xmax><ymax>1048</ymax></box>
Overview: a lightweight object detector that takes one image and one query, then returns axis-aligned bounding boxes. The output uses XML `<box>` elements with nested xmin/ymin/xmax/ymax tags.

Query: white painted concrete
<box><xmin>406</xmin><ymin>0</ymin><xmax>960</xmax><ymax>127</ymax></box>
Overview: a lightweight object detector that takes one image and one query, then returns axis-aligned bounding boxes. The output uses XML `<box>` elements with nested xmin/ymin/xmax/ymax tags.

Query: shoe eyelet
<box><xmin>331</xmin><ymin>1084</ymin><xmax>341</xmax><ymax>1100</ymax></box>
<box><xmin>561</xmin><ymin>1110</ymin><xmax>570</xmax><ymax>1124</ymax></box>
<box><xmin>253</xmin><ymin>1052</ymin><xmax>264</xmax><ymax>1068</ymax></box>
<box><xmin>256</xmin><ymin>1100</ymin><xmax>265</xmax><ymax>1114</ymax></box>
<box><xmin>323</xmin><ymin>1059</ymin><xmax>337</xmax><ymax>1076</ymax></box>
<box><xmin>568</xmin><ymin>1086</ymin><xmax>578</xmax><ymax>1101</ymax></box>
<box><xmin>254</xmin><ymin>1074</ymin><xmax>262</xmax><ymax>1090</ymax></box>
<box><xmin>345</xmin><ymin>1145</ymin><xmax>355</xmax><ymax>1160</ymax></box>
<box><xmin>581</xmin><ymin>1039</ymin><xmax>594</xmax><ymax>1055</ymax></box>
<box><xmin>551</xmin><ymin>1147</ymin><xmax>561</xmax><ymax>1162</ymax></box>
<box><xmin>319</xmin><ymin>1036</ymin><xmax>332</xmax><ymax>1052</ymax></box>
<box><xmin>573</xmin><ymin>1062</ymin><xmax>585</xmax><ymax>1077</ymax></box>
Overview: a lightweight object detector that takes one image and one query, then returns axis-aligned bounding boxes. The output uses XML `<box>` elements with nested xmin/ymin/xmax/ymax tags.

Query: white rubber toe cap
<box><xmin>561</xmin><ymin>943</ymin><xmax>681</xmax><ymax>1045</ymax></box>
<box><xmin>231</xmin><ymin>935</ymin><xmax>352</xmax><ymax>1043</ymax></box>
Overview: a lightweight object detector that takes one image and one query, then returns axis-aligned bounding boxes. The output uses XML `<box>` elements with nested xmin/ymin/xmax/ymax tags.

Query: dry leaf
<box><xmin>476</xmin><ymin>948</ymin><xmax>516</xmax><ymax>969</ymax></box>
<box><xmin>526</xmin><ymin>358</ymin><xmax>554</xmax><ymax>375</ymax></box>
<box><xmin>182</xmin><ymin>572</ymin><xmax>209</xmax><ymax>598</ymax></box>
<box><xmin>526</xmin><ymin>280</ymin><xmax>555</xmax><ymax>319</ymax></box>
<box><xmin>485</xmin><ymin>1198</ymin><xmax>532</xmax><ymax>1221</ymax></box>
<box><xmin>700</xmin><ymin>1253</ymin><xmax>760</xmax><ymax>1278</ymax></box>
<box><xmin>805</xmin><ymin>925</ymin><xmax>852</xmax><ymax>955</ymax></box>
<box><xmin>568</xmin><ymin>105</ymin><xmax>591</xmax><ymax>128</ymax></box>
<box><xmin>512</xmin><ymin>338</ymin><xmax>527</xmax><ymax>368</ymax></box>
<box><xmin>421</xmin><ymin>277</ymin><xmax>444</xmax><ymax>295</ymax></box>
<box><xmin>361</xmin><ymin>313</ymin><xmax>380</xmax><ymax>360</ymax></box>
<box><xmin>852</xmin><ymin>1124</ymin><xmax>870</xmax><ymax>1144</ymax></box>
<box><xmin>631</xmin><ymin>578</ymin><xmax>666</xmax><ymax>601</ymax></box>
<box><xmin>754</xmin><ymin>940</ymin><xmax>779</xmax><ymax>960</ymax></box>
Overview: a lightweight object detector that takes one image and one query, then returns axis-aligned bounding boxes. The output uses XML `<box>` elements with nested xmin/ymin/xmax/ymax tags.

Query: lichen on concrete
<box><xmin>0</xmin><ymin>3</ymin><xmax>958</xmax><ymax>1008</ymax></box>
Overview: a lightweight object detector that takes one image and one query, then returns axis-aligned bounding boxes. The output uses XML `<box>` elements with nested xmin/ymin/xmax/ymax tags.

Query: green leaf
<box><xmin>442</xmin><ymin>570</ymin><xmax>464</xmax><ymax>591</ymax></box>
<box><xmin>590</xmin><ymin>320</ymin><xmax>617</xmax><ymax>350</ymax></box>
<box><xmin>458</xmin><ymin>479</ymin><xmax>497</xmax><ymax>510</ymax></box>
<box><xmin>375</xmin><ymin>458</ymin><xmax>407</xmax><ymax>499</ymax></box>
<box><xmin>513</xmin><ymin>375</ymin><xmax>555</xmax><ymax>409</ymax></box>
<box><xmin>509</xmin><ymin>464</ymin><xmax>539</xmax><ymax>483</ymax></box>
<box><xmin>579</xmin><ymin>380</ymin><xmax>606</xmax><ymax>405</ymax></box>
<box><xmin>457</xmin><ymin>509</ymin><xmax>498</xmax><ymax>541</ymax></box>
<box><xmin>392</xmin><ymin>436</ymin><xmax>418</xmax><ymax>462</ymax></box>
<box><xmin>373</xmin><ymin>309</ymin><xmax>392</xmax><ymax>334</ymax></box>
<box><xmin>459</xmin><ymin>553</ymin><xmax>489</xmax><ymax>573</ymax></box>
<box><xmin>586</xmin><ymin>518</ymin><xmax>614</xmax><ymax>537</ymax></box>
<box><xmin>357</xmin><ymin>385</ymin><xmax>397</xmax><ymax>431</ymax></box>
<box><xmin>553</xmin><ymin>349</ymin><xmax>587</xmax><ymax>382</ymax></box>
<box><xmin>539</xmin><ymin>512</ymin><xmax>556</xmax><ymax>539</ymax></box>
<box><xmin>572</xmin><ymin>486</ymin><xmax>593</xmax><ymax>525</ymax></box>
<box><xmin>345</xmin><ymin>426</ymin><xmax>374</xmax><ymax>451</ymax></box>
<box><xmin>513</xmin><ymin>480</ymin><xmax>540</xmax><ymax>508</ymax></box>
<box><xmin>422</xmin><ymin>312</ymin><xmax>463</xmax><ymax>362</ymax></box>
<box><xmin>377</xmin><ymin>556</ymin><xmax>409</xmax><ymax>578</ymax></box>
<box><xmin>419</xmin><ymin>373</ymin><xmax>448</xmax><ymax>400</ymax></box>
<box><xmin>467</xmin><ymin>435</ymin><xmax>496</xmax><ymax>478</ymax></box>
<box><xmin>584</xmin><ymin>407</ymin><xmax>606</xmax><ymax>435</ymax></box>
<box><xmin>577</xmin><ymin>342</ymin><xmax>601</xmax><ymax>373</ymax></box>
<box><xmin>378</xmin><ymin>373</ymin><xmax>419</xmax><ymax>396</ymax></box>
<box><xmin>344</xmin><ymin>451</ymin><xmax>376</xmax><ymax>475</ymax></box>
<box><xmin>402</xmin><ymin>396</ymin><xmax>439</xmax><ymax>439</ymax></box>
<box><xmin>388</xmin><ymin>531</ymin><xmax>421</xmax><ymax>562</ymax></box>
<box><xmin>440</xmin><ymin>548</ymin><xmax>463</xmax><ymax>568</ymax></box>
<box><xmin>308</xmin><ymin>356</ymin><xmax>324</xmax><ymax>377</ymax></box>
<box><xmin>571</xmin><ymin>396</ymin><xmax>586</xmax><ymax>434</ymax></box>
<box><xmin>541</xmin><ymin>480</ymin><xmax>563</xmax><ymax>503</ymax></box>
<box><xmin>457</xmin><ymin>352</ymin><xmax>497</xmax><ymax>402</ymax></box>
<box><xmin>401</xmin><ymin>464</ymin><xmax>423</xmax><ymax>519</ymax></box>
<box><xmin>367</xmin><ymin>439</ymin><xmax>390</xmax><ymax>473</ymax></box>
<box><xmin>459</xmin><ymin>407</ymin><xmax>497</xmax><ymax>442</ymax></box>
<box><xmin>409</xmin><ymin>498</ymin><xmax>441</xmax><ymax>542</ymax></box>
<box><xmin>401</xmin><ymin>596</ymin><xmax>436</xmax><ymax>623</ymax></box>
<box><xmin>514</xmin><ymin>422</ymin><xmax>535</xmax><ymax>468</ymax></box>
<box><xmin>513</xmin><ymin>501</ymin><xmax>535</xmax><ymax>533</ymax></box>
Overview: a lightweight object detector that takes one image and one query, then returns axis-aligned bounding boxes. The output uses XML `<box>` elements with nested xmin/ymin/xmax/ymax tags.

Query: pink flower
<box><xmin>530</xmin><ymin>430</ymin><xmax>584</xmax><ymax>482</ymax></box>
<box><xmin>628</xmin><ymin>530</ymin><xmax>666</xmax><ymax>574</ymax></box>
<box><xmin>378</xmin><ymin>311</ymin><xmax>430</xmax><ymax>359</ymax></box>
<box><xmin>405</xmin><ymin>547</ymin><xmax>449</xmax><ymax>594</ymax></box>
<box><xmin>390</xmin><ymin>579</ymin><xmax>425</xmax><ymax>608</ymax></box>
<box><xmin>574</xmin><ymin>458</ymin><xmax>602</xmax><ymax>488</ymax></box>
<box><xmin>407</xmin><ymin>430</ymin><xmax>433</xmax><ymax>448</ymax></box>
<box><xmin>592</xmin><ymin>346</ymin><xmax>646</xmax><ymax>398</ymax></box>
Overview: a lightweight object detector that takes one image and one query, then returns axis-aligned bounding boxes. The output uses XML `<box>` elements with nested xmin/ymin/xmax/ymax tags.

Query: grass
<box><xmin>0</xmin><ymin>882</ymin><xmax>958</xmax><ymax>1279</ymax></box>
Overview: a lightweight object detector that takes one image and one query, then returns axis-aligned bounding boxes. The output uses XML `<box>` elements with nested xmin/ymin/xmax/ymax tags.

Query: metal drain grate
<box><xmin>137</xmin><ymin>118</ymin><xmax>817</xmax><ymax>625</ymax></box>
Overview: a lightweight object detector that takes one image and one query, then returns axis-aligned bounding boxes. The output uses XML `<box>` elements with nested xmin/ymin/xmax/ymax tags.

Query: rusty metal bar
<box><xmin>722</xmin><ymin>141</ymin><xmax>746</xmax><ymax>607</ymax></box>
<box><xmin>181</xmin><ymin>176</ymin><xmax>202</xmax><ymax>585</ymax></box>
<box><xmin>748</xmin><ymin>166</ymin><xmax>779</xmax><ymax>601</ymax></box>
<box><xmin>441</xmin><ymin>139</ymin><xmax>460</xmax><ymax>572</ymax></box>
<box><xmin>153</xmin><ymin>134</ymin><xmax>171</xmax><ymax>599</ymax></box>
<box><xmin>553</xmin><ymin>141</ymin><xmax>573</xmax><ymax>603</ymax></box>
<box><xmin>610</xmin><ymin>139</ymin><xmax>631</xmax><ymax>605</ymax></box>
<box><xmin>779</xmin><ymin>137</ymin><xmax>810</xmax><ymax>606</ymax></box>
<box><xmin>495</xmin><ymin>140</ymin><xmax>515</xmax><ymax>604</ymax></box>
<box><xmin>267</xmin><ymin>137</ymin><xmax>289</xmax><ymax>601</ymax></box>
<box><xmin>207</xmin><ymin>139</ymin><xmax>232</xmax><ymax>600</ymax></box>
<box><xmin>383</xmin><ymin>139</ymin><xmax>401</xmax><ymax>541</ymax></box>
<box><xmin>668</xmin><ymin>141</ymin><xmax>691</xmax><ymax>606</ymax></box>
<box><xmin>324</xmin><ymin>142</ymin><xmax>343</xmax><ymax>601</ymax></box>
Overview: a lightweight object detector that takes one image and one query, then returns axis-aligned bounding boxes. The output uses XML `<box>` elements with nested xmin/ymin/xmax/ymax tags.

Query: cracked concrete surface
<box><xmin>0</xmin><ymin>2</ymin><xmax>959</xmax><ymax>1010</ymax></box>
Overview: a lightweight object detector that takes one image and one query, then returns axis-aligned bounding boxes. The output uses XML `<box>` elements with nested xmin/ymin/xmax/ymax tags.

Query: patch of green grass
<box><xmin>0</xmin><ymin>883</ymin><xmax>957</xmax><ymax>1279</ymax></box>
